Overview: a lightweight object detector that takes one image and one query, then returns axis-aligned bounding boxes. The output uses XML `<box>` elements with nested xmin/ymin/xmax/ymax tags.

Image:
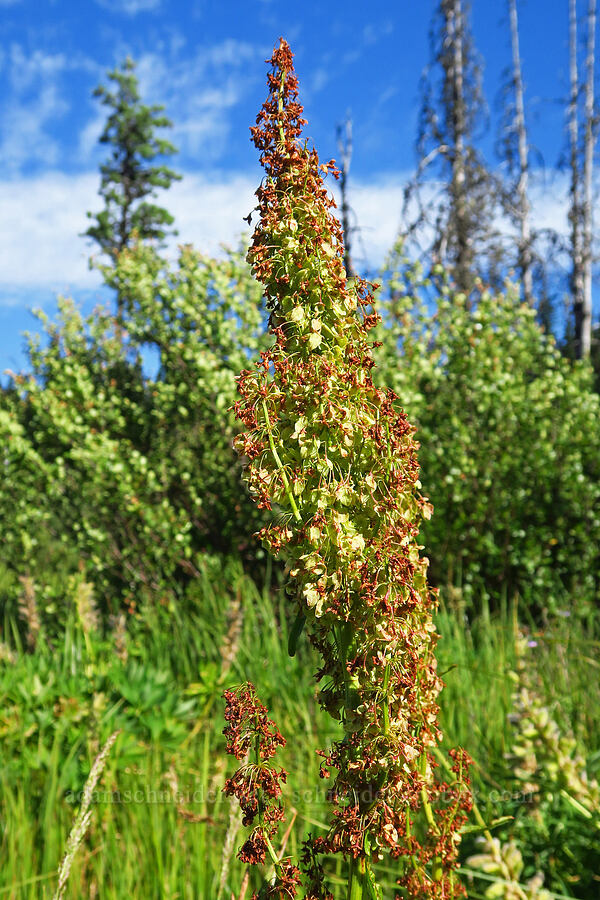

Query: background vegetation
<box><xmin>1</xmin><ymin>3</ymin><xmax>599</xmax><ymax>897</ymax></box>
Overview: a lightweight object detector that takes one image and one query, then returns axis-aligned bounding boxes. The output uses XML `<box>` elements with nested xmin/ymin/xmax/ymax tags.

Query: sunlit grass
<box><xmin>0</xmin><ymin>559</ymin><xmax>598</xmax><ymax>898</ymax></box>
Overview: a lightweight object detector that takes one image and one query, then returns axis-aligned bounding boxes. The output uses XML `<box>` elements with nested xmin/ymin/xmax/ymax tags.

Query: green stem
<box><xmin>382</xmin><ymin>663</ymin><xmax>390</xmax><ymax>736</ymax></box>
<box><xmin>264</xmin><ymin>831</ymin><xmax>282</xmax><ymax>870</ymax></box>
<box><xmin>405</xmin><ymin>802</ymin><xmax>419</xmax><ymax>871</ymax></box>
<box><xmin>336</xmin><ymin>627</ymin><xmax>381</xmax><ymax>900</ymax></box>
<box><xmin>261</xmin><ymin>399</ymin><xmax>302</xmax><ymax>522</ymax></box>
<box><xmin>277</xmin><ymin>69</ymin><xmax>286</xmax><ymax>145</ymax></box>
<box><xmin>432</xmin><ymin>747</ymin><xmax>493</xmax><ymax>842</ymax></box>
<box><xmin>255</xmin><ymin>733</ymin><xmax>282</xmax><ymax>875</ymax></box>
<box><xmin>334</xmin><ymin>624</ymin><xmax>351</xmax><ymax>710</ymax></box>
<box><xmin>347</xmin><ymin>857</ymin><xmax>364</xmax><ymax>900</ymax></box>
<box><xmin>419</xmin><ymin>751</ymin><xmax>438</xmax><ymax>833</ymax></box>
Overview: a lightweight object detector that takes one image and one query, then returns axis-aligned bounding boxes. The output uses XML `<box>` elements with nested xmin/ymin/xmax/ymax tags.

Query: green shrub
<box><xmin>375</xmin><ymin>247</ymin><xmax>600</xmax><ymax>610</ymax></box>
<box><xmin>1</xmin><ymin>243</ymin><xmax>268</xmax><ymax>625</ymax></box>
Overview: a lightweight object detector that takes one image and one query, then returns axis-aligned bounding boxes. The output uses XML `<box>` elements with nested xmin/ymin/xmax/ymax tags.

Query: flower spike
<box><xmin>232</xmin><ymin>39</ymin><xmax>472</xmax><ymax>898</ymax></box>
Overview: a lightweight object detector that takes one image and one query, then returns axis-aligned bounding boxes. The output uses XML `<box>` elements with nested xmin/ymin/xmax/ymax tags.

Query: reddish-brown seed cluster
<box><xmin>229</xmin><ymin>39</ymin><xmax>472</xmax><ymax>898</ymax></box>
<box><xmin>259</xmin><ymin>861</ymin><xmax>303</xmax><ymax>899</ymax></box>
<box><xmin>223</xmin><ymin>682</ymin><xmax>286</xmax><ymax>762</ymax></box>
<box><xmin>223</xmin><ymin>683</ymin><xmax>288</xmax><ymax>872</ymax></box>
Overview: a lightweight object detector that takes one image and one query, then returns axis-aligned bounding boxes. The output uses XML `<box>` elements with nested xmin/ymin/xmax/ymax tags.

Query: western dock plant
<box><xmin>230</xmin><ymin>39</ymin><xmax>471</xmax><ymax>899</ymax></box>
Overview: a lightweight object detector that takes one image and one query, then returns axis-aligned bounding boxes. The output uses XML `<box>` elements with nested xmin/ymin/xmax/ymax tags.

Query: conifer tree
<box><xmin>85</xmin><ymin>57</ymin><xmax>181</xmax><ymax>266</ymax></box>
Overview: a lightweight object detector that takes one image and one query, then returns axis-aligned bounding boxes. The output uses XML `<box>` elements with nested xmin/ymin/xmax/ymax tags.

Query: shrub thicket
<box><xmin>1</xmin><ymin>244</ymin><xmax>267</xmax><ymax>629</ymax></box>
<box><xmin>374</xmin><ymin>246</ymin><xmax>600</xmax><ymax>610</ymax></box>
<box><xmin>3</xmin><ymin>239</ymin><xmax>599</xmax><ymax>626</ymax></box>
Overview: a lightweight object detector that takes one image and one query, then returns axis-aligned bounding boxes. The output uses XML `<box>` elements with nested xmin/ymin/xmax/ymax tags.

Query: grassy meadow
<box><xmin>1</xmin><ymin>557</ymin><xmax>598</xmax><ymax>899</ymax></box>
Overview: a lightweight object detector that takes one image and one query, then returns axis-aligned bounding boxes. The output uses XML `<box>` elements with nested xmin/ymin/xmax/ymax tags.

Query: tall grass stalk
<box><xmin>52</xmin><ymin>731</ymin><xmax>119</xmax><ymax>900</ymax></box>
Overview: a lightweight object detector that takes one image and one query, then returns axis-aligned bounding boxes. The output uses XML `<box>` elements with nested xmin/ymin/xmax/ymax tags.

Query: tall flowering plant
<box><xmin>228</xmin><ymin>39</ymin><xmax>471</xmax><ymax>899</ymax></box>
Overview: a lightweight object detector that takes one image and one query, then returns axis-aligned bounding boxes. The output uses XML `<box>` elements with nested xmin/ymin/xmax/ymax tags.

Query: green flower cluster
<box><xmin>233</xmin><ymin>39</ymin><xmax>471</xmax><ymax>899</ymax></box>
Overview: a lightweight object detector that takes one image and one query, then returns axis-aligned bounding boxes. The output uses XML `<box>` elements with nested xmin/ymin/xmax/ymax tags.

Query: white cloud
<box><xmin>0</xmin><ymin>173</ymin><xmax>101</xmax><ymax>296</ymax></box>
<box><xmin>0</xmin><ymin>45</ymin><xmax>99</xmax><ymax>172</ymax></box>
<box><xmin>132</xmin><ymin>41</ymin><xmax>265</xmax><ymax>161</ymax></box>
<box><xmin>94</xmin><ymin>0</ymin><xmax>162</xmax><ymax>13</ymax></box>
<box><xmin>336</xmin><ymin>177</ymin><xmax>407</xmax><ymax>270</ymax></box>
<box><xmin>1</xmin><ymin>82</ymin><xmax>68</xmax><ymax>170</ymax></box>
<box><xmin>165</xmin><ymin>173</ymin><xmax>256</xmax><ymax>252</ymax></box>
<box><xmin>529</xmin><ymin>172</ymin><xmax>571</xmax><ymax>236</ymax></box>
<box><xmin>77</xmin><ymin>111</ymin><xmax>106</xmax><ymax>161</ymax></box>
<box><xmin>0</xmin><ymin>170</ymin><xmax>258</xmax><ymax>301</ymax></box>
<box><xmin>0</xmin><ymin>167</ymin><xmax>578</xmax><ymax>306</ymax></box>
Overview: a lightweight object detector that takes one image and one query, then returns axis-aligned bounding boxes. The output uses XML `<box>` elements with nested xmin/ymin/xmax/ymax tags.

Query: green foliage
<box><xmin>0</xmin><ymin>399</ymin><xmax>57</xmax><ymax>569</ymax></box>
<box><xmin>0</xmin><ymin>559</ymin><xmax>339</xmax><ymax>900</ymax></box>
<box><xmin>500</xmin><ymin>628</ymin><xmax>600</xmax><ymax>897</ymax></box>
<box><xmin>1</xmin><ymin>563</ymin><xmax>598</xmax><ymax>898</ymax></box>
<box><xmin>84</xmin><ymin>57</ymin><xmax>181</xmax><ymax>261</ymax></box>
<box><xmin>374</xmin><ymin>246</ymin><xmax>600</xmax><ymax>609</ymax></box>
<box><xmin>1</xmin><ymin>243</ymin><xmax>267</xmax><ymax>623</ymax></box>
<box><xmin>436</xmin><ymin>597</ymin><xmax>600</xmax><ymax>899</ymax></box>
<box><xmin>107</xmin><ymin>241</ymin><xmax>268</xmax><ymax>559</ymax></box>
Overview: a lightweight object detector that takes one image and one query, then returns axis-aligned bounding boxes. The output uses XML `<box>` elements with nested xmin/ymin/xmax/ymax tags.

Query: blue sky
<box><xmin>0</xmin><ymin>0</ymin><xmax>587</xmax><ymax>371</ymax></box>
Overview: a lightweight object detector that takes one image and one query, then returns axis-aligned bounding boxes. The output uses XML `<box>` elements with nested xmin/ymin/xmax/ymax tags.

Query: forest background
<box><xmin>1</xmin><ymin>1</ymin><xmax>600</xmax><ymax>899</ymax></box>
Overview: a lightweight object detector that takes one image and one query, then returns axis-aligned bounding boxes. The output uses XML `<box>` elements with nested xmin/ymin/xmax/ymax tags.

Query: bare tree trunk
<box><xmin>509</xmin><ymin>0</ymin><xmax>533</xmax><ymax>304</ymax></box>
<box><xmin>336</xmin><ymin>115</ymin><xmax>355</xmax><ymax>277</ymax></box>
<box><xmin>569</xmin><ymin>0</ymin><xmax>585</xmax><ymax>355</ymax></box>
<box><xmin>581</xmin><ymin>0</ymin><xmax>596</xmax><ymax>358</ymax></box>
<box><xmin>446</xmin><ymin>0</ymin><xmax>470</xmax><ymax>291</ymax></box>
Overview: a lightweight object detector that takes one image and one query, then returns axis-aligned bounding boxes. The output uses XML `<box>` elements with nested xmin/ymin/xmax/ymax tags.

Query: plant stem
<box><xmin>432</xmin><ymin>747</ymin><xmax>492</xmax><ymax>839</ymax></box>
<box><xmin>419</xmin><ymin>752</ymin><xmax>438</xmax><ymax>833</ymax></box>
<box><xmin>261</xmin><ymin>399</ymin><xmax>301</xmax><ymax>522</ymax></box>
<box><xmin>382</xmin><ymin>663</ymin><xmax>391</xmax><ymax>736</ymax></box>
<box><xmin>347</xmin><ymin>857</ymin><xmax>364</xmax><ymax>900</ymax></box>
<box><xmin>277</xmin><ymin>69</ymin><xmax>286</xmax><ymax>146</ymax></box>
<box><xmin>334</xmin><ymin>624</ymin><xmax>351</xmax><ymax>709</ymax></box>
<box><xmin>255</xmin><ymin>734</ymin><xmax>282</xmax><ymax>875</ymax></box>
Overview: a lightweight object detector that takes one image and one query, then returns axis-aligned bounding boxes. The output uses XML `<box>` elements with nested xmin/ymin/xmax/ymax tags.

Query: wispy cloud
<box><xmin>77</xmin><ymin>111</ymin><xmax>107</xmax><ymax>162</ymax></box>
<box><xmin>0</xmin><ymin>167</ymin><xmax>576</xmax><ymax>305</ymax></box>
<box><xmin>94</xmin><ymin>0</ymin><xmax>162</xmax><ymax>14</ymax></box>
<box><xmin>133</xmin><ymin>40</ymin><xmax>265</xmax><ymax>161</ymax></box>
<box><xmin>1</xmin><ymin>34</ymin><xmax>264</xmax><ymax>176</ymax></box>
<box><xmin>362</xmin><ymin>20</ymin><xmax>394</xmax><ymax>45</ymax></box>
<box><xmin>0</xmin><ymin>45</ymin><xmax>99</xmax><ymax>173</ymax></box>
<box><xmin>1</xmin><ymin>83</ymin><xmax>68</xmax><ymax>170</ymax></box>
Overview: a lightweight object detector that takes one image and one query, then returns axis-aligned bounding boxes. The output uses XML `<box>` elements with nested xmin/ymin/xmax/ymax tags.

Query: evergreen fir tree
<box><xmin>85</xmin><ymin>57</ymin><xmax>181</xmax><ymax>263</ymax></box>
